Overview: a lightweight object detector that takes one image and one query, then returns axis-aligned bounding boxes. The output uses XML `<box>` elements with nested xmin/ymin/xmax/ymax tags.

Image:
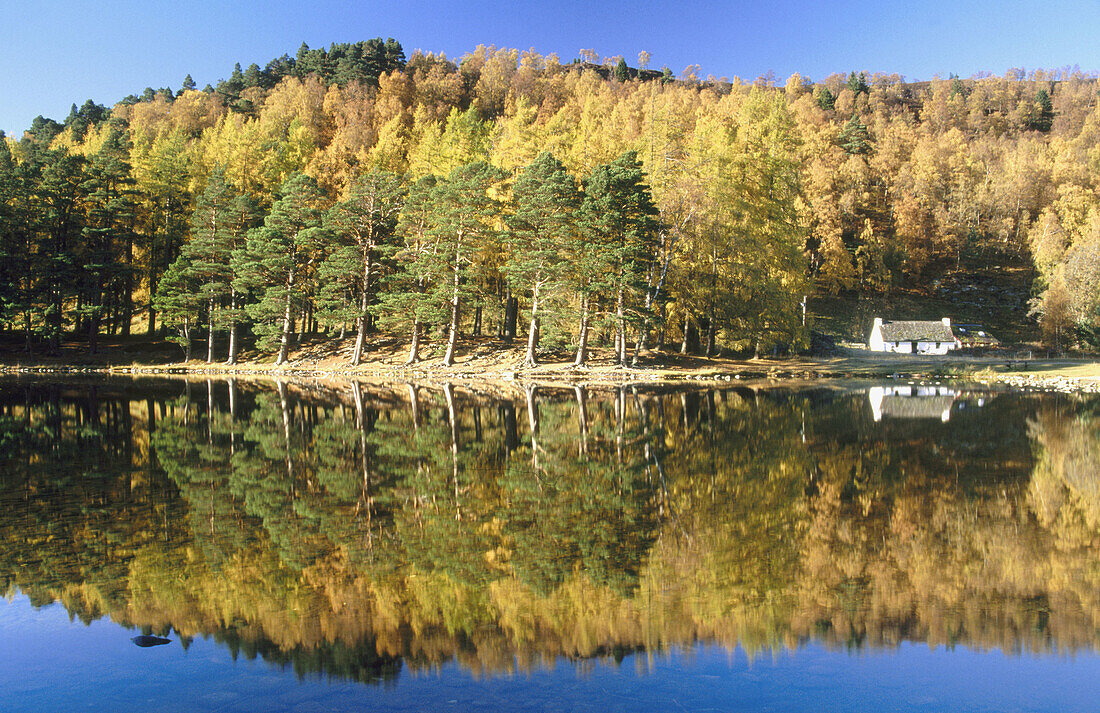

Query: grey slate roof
<box><xmin>878</xmin><ymin>320</ymin><xmax>956</xmax><ymax>343</ymax></box>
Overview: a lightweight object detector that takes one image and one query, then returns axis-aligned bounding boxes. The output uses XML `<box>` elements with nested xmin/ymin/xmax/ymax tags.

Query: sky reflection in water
<box><xmin>4</xmin><ymin>594</ymin><xmax>1100</xmax><ymax>713</ymax></box>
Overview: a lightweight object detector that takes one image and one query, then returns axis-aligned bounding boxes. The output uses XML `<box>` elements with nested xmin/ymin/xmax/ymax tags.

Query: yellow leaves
<box><xmin>257</xmin><ymin>75</ymin><xmax>332</xmax><ymax>148</ymax></box>
<box><xmin>816</xmin><ymin>220</ymin><xmax>856</xmax><ymax>294</ymax></box>
<box><xmin>365</xmin><ymin>114</ymin><xmax>410</xmax><ymax>175</ymax></box>
<box><xmin>405</xmin><ymin>106</ymin><xmax>447</xmax><ymax>178</ymax></box>
<box><xmin>196</xmin><ymin>101</ymin><xmax>322</xmax><ymax>199</ymax></box>
<box><xmin>489</xmin><ymin>96</ymin><xmax>542</xmax><ymax>175</ymax></box>
<box><xmin>565</xmin><ymin>83</ymin><xmax>620</xmax><ymax>175</ymax></box>
<box><xmin>406</xmin><ymin>106</ymin><xmax>489</xmax><ymax>178</ymax></box>
<box><xmin>473</xmin><ymin>46</ymin><xmax>519</xmax><ymax>118</ymax></box>
<box><xmin>376</xmin><ymin>69</ymin><xmax>416</xmax><ymax>125</ymax></box>
<box><xmin>195</xmin><ymin>114</ymin><xmax>267</xmax><ymax>197</ymax></box>
<box><xmin>166</xmin><ymin>90</ymin><xmax>224</xmax><ymax>137</ymax></box>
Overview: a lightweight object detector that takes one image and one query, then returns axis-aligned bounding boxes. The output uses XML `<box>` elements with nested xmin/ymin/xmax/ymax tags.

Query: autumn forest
<box><xmin>2</xmin><ymin>39</ymin><xmax>1099</xmax><ymax>363</ymax></box>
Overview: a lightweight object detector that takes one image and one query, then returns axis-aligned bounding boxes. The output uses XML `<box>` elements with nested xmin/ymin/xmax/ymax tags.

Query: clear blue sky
<box><xmin>2</xmin><ymin>0</ymin><xmax>1098</xmax><ymax>135</ymax></box>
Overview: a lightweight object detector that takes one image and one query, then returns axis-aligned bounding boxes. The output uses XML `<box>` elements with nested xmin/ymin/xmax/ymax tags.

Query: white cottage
<box><xmin>868</xmin><ymin>317</ymin><xmax>960</xmax><ymax>355</ymax></box>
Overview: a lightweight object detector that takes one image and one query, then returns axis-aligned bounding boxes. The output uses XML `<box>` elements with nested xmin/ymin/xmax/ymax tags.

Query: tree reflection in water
<box><xmin>0</xmin><ymin>377</ymin><xmax>1097</xmax><ymax>681</ymax></box>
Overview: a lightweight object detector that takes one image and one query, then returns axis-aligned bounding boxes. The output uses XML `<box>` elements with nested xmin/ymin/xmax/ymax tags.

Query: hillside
<box><xmin>2</xmin><ymin>40</ymin><xmax>1098</xmax><ymax>366</ymax></box>
<box><xmin>810</xmin><ymin>253</ymin><xmax>1037</xmax><ymax>347</ymax></box>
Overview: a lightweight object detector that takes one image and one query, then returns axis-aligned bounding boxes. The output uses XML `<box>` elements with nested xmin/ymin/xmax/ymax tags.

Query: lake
<box><xmin>2</xmin><ymin>376</ymin><xmax>1099</xmax><ymax>712</ymax></box>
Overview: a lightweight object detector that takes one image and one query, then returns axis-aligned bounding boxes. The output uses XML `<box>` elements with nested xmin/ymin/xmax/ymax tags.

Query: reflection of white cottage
<box><xmin>868</xmin><ymin>386</ymin><xmax>957</xmax><ymax>422</ymax></box>
<box><xmin>869</xmin><ymin>318</ymin><xmax>960</xmax><ymax>355</ymax></box>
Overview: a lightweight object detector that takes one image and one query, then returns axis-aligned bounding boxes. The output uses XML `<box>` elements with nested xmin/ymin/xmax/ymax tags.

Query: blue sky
<box><xmin>2</xmin><ymin>0</ymin><xmax>1098</xmax><ymax>135</ymax></box>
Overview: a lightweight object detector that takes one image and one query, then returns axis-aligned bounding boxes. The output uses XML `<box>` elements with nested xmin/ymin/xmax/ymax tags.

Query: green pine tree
<box><xmin>232</xmin><ymin>172</ymin><xmax>326</xmax><ymax>364</ymax></box>
<box><xmin>318</xmin><ymin>171</ymin><xmax>405</xmax><ymax>365</ymax></box>
<box><xmin>1031</xmin><ymin>89</ymin><xmax>1054</xmax><ymax>132</ymax></box>
<box><xmin>614</xmin><ymin>58</ymin><xmax>630</xmax><ymax>82</ymax></box>
<box><xmin>577</xmin><ymin>151</ymin><xmax>659</xmax><ymax>366</ymax></box>
<box><xmin>838</xmin><ymin>113</ymin><xmax>872</xmax><ymax>155</ymax></box>
<box><xmin>373</xmin><ymin>175</ymin><xmax>443</xmax><ymax>364</ymax></box>
<box><xmin>179</xmin><ymin>170</ymin><xmax>258</xmax><ymax>363</ymax></box>
<box><xmin>79</xmin><ymin>127</ymin><xmax>136</xmax><ymax>353</ymax></box>
<box><xmin>153</xmin><ymin>255</ymin><xmax>201</xmax><ymax>359</ymax></box>
<box><xmin>504</xmin><ymin>153</ymin><xmax>581</xmax><ymax>367</ymax></box>
<box><xmin>426</xmin><ymin>162</ymin><xmax>506</xmax><ymax>366</ymax></box>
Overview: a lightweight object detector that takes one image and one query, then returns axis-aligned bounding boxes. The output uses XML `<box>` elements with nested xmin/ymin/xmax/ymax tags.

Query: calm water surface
<box><xmin>2</xmin><ymin>377</ymin><xmax>1100</xmax><ymax>712</ymax></box>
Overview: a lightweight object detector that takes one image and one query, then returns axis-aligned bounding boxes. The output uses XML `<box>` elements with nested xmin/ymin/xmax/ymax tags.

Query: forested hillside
<box><xmin>1</xmin><ymin>39</ymin><xmax>1097</xmax><ymax>363</ymax></box>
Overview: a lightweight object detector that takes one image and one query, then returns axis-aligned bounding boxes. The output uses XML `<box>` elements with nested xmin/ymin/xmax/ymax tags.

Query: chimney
<box><xmin>942</xmin><ymin>317</ymin><xmax>951</xmax><ymax>327</ymax></box>
<box><xmin>873</xmin><ymin>317</ymin><xmax>883</xmax><ymax>329</ymax></box>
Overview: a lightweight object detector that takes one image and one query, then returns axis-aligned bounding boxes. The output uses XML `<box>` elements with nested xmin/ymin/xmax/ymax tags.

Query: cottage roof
<box><xmin>878</xmin><ymin>320</ymin><xmax>956</xmax><ymax>343</ymax></box>
<box><xmin>878</xmin><ymin>395</ymin><xmax>956</xmax><ymax>419</ymax></box>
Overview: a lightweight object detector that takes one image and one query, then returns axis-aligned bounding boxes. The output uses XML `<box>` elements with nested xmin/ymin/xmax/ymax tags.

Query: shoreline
<box><xmin>2</xmin><ymin>350</ymin><xmax>1100</xmax><ymax>393</ymax></box>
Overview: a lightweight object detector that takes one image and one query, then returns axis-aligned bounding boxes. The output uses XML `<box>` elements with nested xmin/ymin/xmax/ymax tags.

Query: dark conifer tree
<box><xmin>504</xmin><ymin>153</ymin><xmax>580</xmax><ymax>366</ymax></box>
<box><xmin>232</xmin><ymin>173</ymin><xmax>326</xmax><ymax>365</ymax></box>
<box><xmin>318</xmin><ymin>171</ymin><xmax>405</xmax><ymax>365</ymax></box>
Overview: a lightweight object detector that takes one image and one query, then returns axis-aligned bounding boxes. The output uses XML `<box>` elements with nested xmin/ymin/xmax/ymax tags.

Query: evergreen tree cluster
<box><xmin>152</xmin><ymin>150</ymin><xmax>676</xmax><ymax>367</ymax></box>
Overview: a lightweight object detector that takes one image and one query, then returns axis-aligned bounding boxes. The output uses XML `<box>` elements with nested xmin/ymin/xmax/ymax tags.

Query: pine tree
<box><xmin>153</xmin><ymin>255</ymin><xmax>201</xmax><ymax>360</ymax></box>
<box><xmin>846</xmin><ymin>71</ymin><xmax>869</xmax><ymax>95</ymax></box>
<box><xmin>577</xmin><ymin>151</ymin><xmax>659</xmax><ymax>366</ymax></box>
<box><xmin>0</xmin><ymin>137</ymin><xmax>27</xmax><ymax>342</ymax></box>
<box><xmin>373</xmin><ymin>175</ymin><xmax>442</xmax><ymax>364</ymax></box>
<box><xmin>425</xmin><ymin>162</ymin><xmax>506</xmax><ymax>366</ymax></box>
<box><xmin>814</xmin><ymin>85</ymin><xmax>835</xmax><ymax>111</ymax></box>
<box><xmin>179</xmin><ymin>170</ymin><xmax>257</xmax><ymax>363</ymax></box>
<box><xmin>838</xmin><ymin>114</ymin><xmax>872</xmax><ymax>155</ymax></box>
<box><xmin>504</xmin><ymin>153</ymin><xmax>580</xmax><ymax>367</ymax></box>
<box><xmin>318</xmin><ymin>170</ymin><xmax>405</xmax><ymax>365</ymax></box>
<box><xmin>1031</xmin><ymin>89</ymin><xmax>1054</xmax><ymax>132</ymax></box>
<box><xmin>614</xmin><ymin>58</ymin><xmax>630</xmax><ymax>82</ymax></box>
<box><xmin>29</xmin><ymin>147</ymin><xmax>87</xmax><ymax>353</ymax></box>
<box><xmin>232</xmin><ymin>173</ymin><xmax>326</xmax><ymax>364</ymax></box>
<box><xmin>79</xmin><ymin>127</ymin><xmax>136</xmax><ymax>352</ymax></box>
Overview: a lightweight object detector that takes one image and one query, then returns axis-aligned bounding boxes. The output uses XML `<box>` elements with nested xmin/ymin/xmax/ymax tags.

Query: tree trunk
<box><xmin>122</xmin><ymin>226</ymin><xmax>133</xmax><ymax>336</ymax></box>
<box><xmin>88</xmin><ymin>311</ymin><xmax>99</xmax><ymax>355</ymax></box>
<box><xmin>352</xmin><ymin>289</ymin><xmax>369</xmax><ymax>366</ymax></box>
<box><xmin>207</xmin><ymin>297</ymin><xmax>216</xmax><ymax>363</ymax></box>
<box><xmin>147</xmin><ymin>288</ymin><xmax>156</xmax><ymax>335</ymax></box>
<box><xmin>276</xmin><ymin>274</ymin><xmax>294</xmax><ymax>365</ymax></box>
<box><xmin>656</xmin><ymin>302</ymin><xmax>667</xmax><ymax>350</ymax></box>
<box><xmin>502</xmin><ymin>288</ymin><xmax>518</xmax><ymax>342</ymax></box>
<box><xmin>574</xmin><ymin>294</ymin><xmax>590</xmax><ymax>367</ymax></box>
<box><xmin>226</xmin><ymin>286</ymin><xmax>239</xmax><ymax>364</ymax></box>
<box><xmin>524</xmin><ymin>287</ymin><xmax>540</xmax><ymax>367</ymax></box>
<box><xmin>444</xmin><ymin>256</ymin><xmax>461</xmax><ymax>367</ymax></box>
<box><xmin>405</xmin><ymin>319</ymin><xmax>421</xmax><ymax>365</ymax></box>
<box><xmin>616</xmin><ymin>286</ymin><xmax>627</xmax><ymax>366</ymax></box>
<box><xmin>182</xmin><ymin>318</ymin><xmax>192</xmax><ymax>361</ymax></box>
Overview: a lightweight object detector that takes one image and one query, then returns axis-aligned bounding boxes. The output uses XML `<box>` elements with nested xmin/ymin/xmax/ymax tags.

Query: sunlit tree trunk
<box><xmin>574</xmin><ymin>294</ymin><xmax>590</xmax><ymax>367</ymax></box>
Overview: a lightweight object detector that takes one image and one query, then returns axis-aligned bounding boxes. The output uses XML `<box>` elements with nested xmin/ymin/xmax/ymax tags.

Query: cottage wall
<box><xmin>917</xmin><ymin>341</ymin><xmax>952</xmax><ymax>355</ymax></box>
